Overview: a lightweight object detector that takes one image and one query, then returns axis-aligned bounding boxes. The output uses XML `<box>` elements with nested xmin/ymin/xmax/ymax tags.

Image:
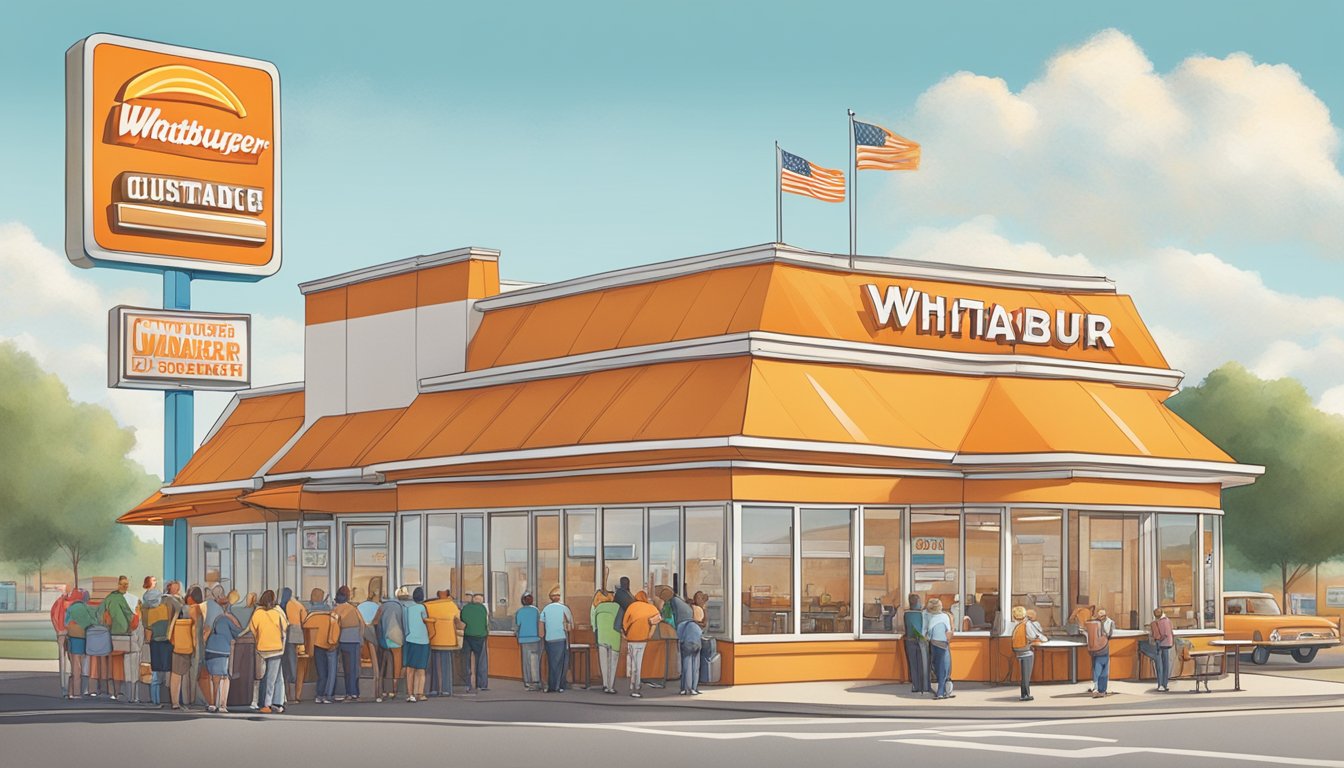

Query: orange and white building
<box><xmin>121</xmin><ymin>243</ymin><xmax>1262</xmax><ymax>684</ymax></box>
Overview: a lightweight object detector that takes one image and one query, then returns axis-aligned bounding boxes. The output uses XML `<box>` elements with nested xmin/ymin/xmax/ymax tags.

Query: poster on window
<box><xmin>303</xmin><ymin>530</ymin><xmax>328</xmax><ymax>551</ymax></box>
<box><xmin>912</xmin><ymin>537</ymin><xmax>945</xmax><ymax>565</ymax></box>
<box><xmin>301</xmin><ymin>550</ymin><xmax>327</xmax><ymax>568</ymax></box>
<box><xmin>1327</xmin><ymin>587</ymin><xmax>1344</xmax><ymax>607</ymax></box>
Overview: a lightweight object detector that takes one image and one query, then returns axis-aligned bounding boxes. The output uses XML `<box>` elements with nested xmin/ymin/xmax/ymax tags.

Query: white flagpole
<box><xmin>848</xmin><ymin>109</ymin><xmax>856</xmax><ymax>268</ymax></box>
<box><xmin>775</xmin><ymin>141</ymin><xmax>783</xmax><ymax>244</ymax></box>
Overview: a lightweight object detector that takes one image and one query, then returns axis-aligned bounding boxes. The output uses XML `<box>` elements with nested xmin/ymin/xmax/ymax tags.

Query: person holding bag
<box><xmin>204</xmin><ymin>590</ymin><xmax>243</xmax><ymax>713</ymax></box>
<box><xmin>100</xmin><ymin>576</ymin><xmax>135</xmax><ymax>701</ymax></box>
<box><xmin>1010</xmin><ymin>605</ymin><xmax>1045</xmax><ymax>701</ymax></box>
<box><xmin>925</xmin><ymin>597</ymin><xmax>955</xmax><ymax>700</ymax></box>
<box><xmin>64</xmin><ymin>589</ymin><xmax>96</xmax><ymax>700</ymax></box>
<box><xmin>247</xmin><ymin>590</ymin><xmax>290</xmax><ymax>713</ymax></box>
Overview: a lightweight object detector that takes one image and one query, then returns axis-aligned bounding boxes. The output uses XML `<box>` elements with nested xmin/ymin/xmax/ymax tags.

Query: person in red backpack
<box><xmin>1084</xmin><ymin>608</ymin><xmax>1115</xmax><ymax>698</ymax></box>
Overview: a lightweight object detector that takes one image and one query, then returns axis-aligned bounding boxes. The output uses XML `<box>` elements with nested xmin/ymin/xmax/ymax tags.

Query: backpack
<box><xmin>171</xmin><ymin>617</ymin><xmax>196</xmax><ymax>655</ymax></box>
<box><xmin>144</xmin><ymin>602</ymin><xmax>174</xmax><ymax>641</ymax></box>
<box><xmin>85</xmin><ymin>625</ymin><xmax>112</xmax><ymax>657</ymax></box>
<box><xmin>676</xmin><ymin>619</ymin><xmax>703</xmax><ymax>655</ymax></box>
<box><xmin>1084</xmin><ymin>619</ymin><xmax>1110</xmax><ymax>654</ymax></box>
<box><xmin>305</xmin><ymin>612</ymin><xmax>341</xmax><ymax>650</ymax></box>
<box><xmin>378</xmin><ymin>601</ymin><xmax>405</xmax><ymax>648</ymax></box>
<box><xmin>1011</xmin><ymin>620</ymin><xmax>1030</xmax><ymax>652</ymax></box>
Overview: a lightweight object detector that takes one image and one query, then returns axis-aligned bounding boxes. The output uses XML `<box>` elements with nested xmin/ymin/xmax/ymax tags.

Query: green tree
<box><xmin>1166</xmin><ymin>363</ymin><xmax>1344</xmax><ymax>608</ymax></box>
<box><xmin>0</xmin><ymin>342</ymin><xmax>159</xmax><ymax>588</ymax></box>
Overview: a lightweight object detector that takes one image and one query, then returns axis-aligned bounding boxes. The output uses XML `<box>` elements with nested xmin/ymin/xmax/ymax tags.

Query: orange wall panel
<box><xmin>964</xmin><ymin>478</ymin><xmax>1223</xmax><ymax>509</ymax></box>
<box><xmin>397</xmin><ymin>468</ymin><xmax>733</xmax><ymax>511</ymax></box>
<box><xmin>347</xmin><ymin>272</ymin><xmax>418</xmax><ymax>319</ymax></box>
<box><xmin>731</xmin><ymin>470</ymin><xmax>962</xmax><ymax>506</ymax></box>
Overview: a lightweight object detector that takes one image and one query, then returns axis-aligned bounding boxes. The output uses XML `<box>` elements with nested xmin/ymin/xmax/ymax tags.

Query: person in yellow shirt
<box><xmin>425</xmin><ymin>588</ymin><xmax>463</xmax><ymax>697</ymax></box>
<box><xmin>247</xmin><ymin>590</ymin><xmax>290</xmax><ymax>713</ymax></box>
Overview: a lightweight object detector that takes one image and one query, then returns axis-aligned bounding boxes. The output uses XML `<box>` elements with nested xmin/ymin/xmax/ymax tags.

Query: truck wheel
<box><xmin>1251</xmin><ymin>646</ymin><xmax>1271</xmax><ymax>665</ymax></box>
<box><xmin>1291</xmin><ymin>648</ymin><xmax>1319</xmax><ymax>663</ymax></box>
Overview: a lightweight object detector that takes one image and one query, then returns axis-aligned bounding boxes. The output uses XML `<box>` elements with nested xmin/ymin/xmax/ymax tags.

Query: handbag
<box><xmin>138</xmin><ymin>661</ymin><xmax>153</xmax><ymax>684</ymax></box>
<box><xmin>85</xmin><ymin>625</ymin><xmax>112</xmax><ymax>657</ymax></box>
<box><xmin>111</xmin><ymin>634</ymin><xmax>133</xmax><ymax>654</ymax></box>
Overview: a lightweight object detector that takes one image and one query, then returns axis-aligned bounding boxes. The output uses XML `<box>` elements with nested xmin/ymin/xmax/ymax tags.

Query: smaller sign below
<box><xmin>109</xmin><ymin>305</ymin><xmax>250</xmax><ymax>391</ymax></box>
<box><xmin>1326</xmin><ymin>587</ymin><xmax>1344</xmax><ymax>608</ymax></box>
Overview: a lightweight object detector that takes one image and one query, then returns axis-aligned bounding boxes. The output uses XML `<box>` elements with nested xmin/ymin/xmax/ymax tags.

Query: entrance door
<box><xmin>345</xmin><ymin>522</ymin><xmax>392</xmax><ymax>603</ymax></box>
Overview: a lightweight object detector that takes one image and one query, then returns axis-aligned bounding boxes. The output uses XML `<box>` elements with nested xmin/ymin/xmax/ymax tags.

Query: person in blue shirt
<box><xmin>514</xmin><ymin>594</ymin><xmax>542</xmax><ymax>691</ymax></box>
<box><xmin>539</xmin><ymin>588</ymin><xmax>574</xmax><ymax>693</ymax></box>
<box><xmin>925</xmin><ymin>597</ymin><xmax>955</xmax><ymax>700</ymax></box>
<box><xmin>204</xmin><ymin>591</ymin><xmax>243</xmax><ymax>713</ymax></box>
<box><xmin>400</xmin><ymin>587</ymin><xmax>431</xmax><ymax>702</ymax></box>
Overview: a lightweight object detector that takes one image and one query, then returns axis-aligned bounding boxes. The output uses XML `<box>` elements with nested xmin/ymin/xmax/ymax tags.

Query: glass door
<box><xmin>344</xmin><ymin>522</ymin><xmax>391</xmax><ymax>604</ymax></box>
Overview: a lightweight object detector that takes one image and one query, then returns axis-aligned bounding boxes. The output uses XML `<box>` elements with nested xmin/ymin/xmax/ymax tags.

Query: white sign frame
<box><xmin>108</xmin><ymin>305</ymin><xmax>252</xmax><ymax>391</ymax></box>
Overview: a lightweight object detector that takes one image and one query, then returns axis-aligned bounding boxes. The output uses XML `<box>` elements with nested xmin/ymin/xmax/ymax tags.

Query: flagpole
<box><xmin>775</xmin><ymin>141</ymin><xmax>783</xmax><ymax>244</ymax></box>
<box><xmin>848</xmin><ymin>109</ymin><xmax>856</xmax><ymax>268</ymax></box>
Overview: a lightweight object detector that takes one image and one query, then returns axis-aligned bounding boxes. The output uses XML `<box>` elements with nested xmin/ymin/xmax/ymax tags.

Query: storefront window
<box><xmin>425</xmin><ymin>513</ymin><xmax>457</xmax><ymax>596</ymax></box>
<box><xmin>489</xmin><ymin>515</ymin><xmax>529</xmax><ymax>630</ymax></box>
<box><xmin>1069</xmin><ymin>512</ymin><xmax>1141</xmax><ymax>630</ymax></box>
<box><xmin>233</xmin><ymin>531</ymin><xmax>265</xmax><ymax>599</ymax></box>
<box><xmin>741</xmin><ymin>505</ymin><xmax>793</xmax><ymax>635</ymax></box>
<box><xmin>200</xmin><ymin>533</ymin><xmax>231</xmax><ymax>592</ymax></box>
<box><xmin>861</xmin><ymin>508</ymin><xmax>902</xmax><ymax>634</ymax></box>
<box><xmin>964</xmin><ymin>511</ymin><xmax>1001</xmax><ymax>632</ymax></box>
<box><xmin>1011</xmin><ymin>510</ymin><xmax>1063</xmax><ymax>632</ymax></box>
<box><xmin>649</xmin><ymin>507</ymin><xmax>680</xmax><ymax>592</ymax></box>
<box><xmin>910</xmin><ymin>510</ymin><xmax>959</xmax><ymax>622</ymax></box>
<box><xmin>1158</xmin><ymin>514</ymin><xmax>1199</xmax><ymax>630</ymax></box>
<box><xmin>535</xmin><ymin>513</ymin><xmax>561</xmax><ymax>607</ymax></box>
<box><xmin>685</xmin><ymin>505</ymin><xmax>726</xmax><ymax>635</ymax></box>
<box><xmin>603</xmin><ymin>508</ymin><xmax>644</xmax><ymax>594</ymax></box>
<box><xmin>282</xmin><ymin>530</ymin><xmax>297</xmax><ymax>595</ymax></box>
<box><xmin>801</xmin><ymin>508</ymin><xmax>852</xmax><ymax>634</ymax></box>
<box><xmin>1203</xmin><ymin>516</ymin><xmax>1220</xmax><ymax>629</ymax></box>
<box><xmin>300</xmin><ymin>524</ymin><xmax>332</xmax><ymax>600</ymax></box>
<box><xmin>401</xmin><ymin>515</ymin><xmax>422</xmax><ymax>590</ymax></box>
<box><xmin>345</xmin><ymin>524</ymin><xmax>389</xmax><ymax>603</ymax></box>
<box><xmin>462</xmin><ymin>516</ymin><xmax>484</xmax><ymax>601</ymax></box>
<box><xmin>565</xmin><ymin>510</ymin><xmax>596</xmax><ymax>624</ymax></box>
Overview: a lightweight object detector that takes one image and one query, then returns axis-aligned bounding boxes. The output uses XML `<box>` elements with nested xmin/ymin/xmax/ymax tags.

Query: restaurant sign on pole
<box><xmin>108</xmin><ymin>306</ymin><xmax>250</xmax><ymax>391</ymax></box>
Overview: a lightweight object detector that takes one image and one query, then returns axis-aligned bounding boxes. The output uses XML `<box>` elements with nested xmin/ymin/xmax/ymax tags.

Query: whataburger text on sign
<box><xmin>66</xmin><ymin>34</ymin><xmax>281</xmax><ymax>279</ymax></box>
<box><xmin>109</xmin><ymin>306</ymin><xmax>251</xmax><ymax>391</ymax></box>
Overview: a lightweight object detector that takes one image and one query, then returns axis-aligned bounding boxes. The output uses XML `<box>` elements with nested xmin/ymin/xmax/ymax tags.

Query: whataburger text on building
<box><xmin>864</xmin><ymin>282</ymin><xmax>1115</xmax><ymax>349</ymax></box>
<box><xmin>117</xmin><ymin>242</ymin><xmax>1264</xmax><ymax>687</ymax></box>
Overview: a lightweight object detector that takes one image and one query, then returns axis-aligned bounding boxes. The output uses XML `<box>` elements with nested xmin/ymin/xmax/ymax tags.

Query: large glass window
<box><xmin>603</xmin><ymin>508</ymin><xmax>644</xmax><ymax>595</ymax></box>
<box><xmin>489</xmin><ymin>515</ymin><xmax>529</xmax><ymax>630</ymax></box>
<box><xmin>233</xmin><ymin>531</ymin><xmax>265</xmax><ymax>598</ymax></box>
<box><xmin>648</xmin><ymin>507</ymin><xmax>680</xmax><ymax>592</ymax></box>
<box><xmin>300</xmin><ymin>524</ymin><xmax>332</xmax><ymax>600</ymax></box>
<box><xmin>964</xmin><ymin>511</ymin><xmax>1001</xmax><ymax>632</ymax></box>
<box><xmin>565</xmin><ymin>510</ymin><xmax>596</xmax><ymax>625</ymax></box>
<box><xmin>401</xmin><ymin>515</ymin><xmax>422</xmax><ymax>591</ymax></box>
<box><xmin>1011</xmin><ymin>510</ymin><xmax>1063</xmax><ymax>632</ymax></box>
<box><xmin>345</xmin><ymin>525</ymin><xmax>389</xmax><ymax>603</ymax></box>
<box><xmin>741</xmin><ymin>506</ymin><xmax>793</xmax><ymax>635</ymax></box>
<box><xmin>801</xmin><ymin>508</ymin><xmax>852</xmax><ymax>634</ymax></box>
<box><xmin>536</xmin><ymin>513</ymin><xmax>561</xmax><ymax>606</ymax></box>
<box><xmin>425</xmin><ymin>513</ymin><xmax>457</xmax><ymax>597</ymax></box>
<box><xmin>1158</xmin><ymin>514</ymin><xmax>1199</xmax><ymax>629</ymax></box>
<box><xmin>910</xmin><ymin>510</ymin><xmax>960</xmax><ymax>621</ymax></box>
<box><xmin>860</xmin><ymin>508</ymin><xmax>902</xmax><ymax>634</ymax></box>
<box><xmin>685</xmin><ymin>506</ymin><xmax>726</xmax><ymax>635</ymax></box>
<box><xmin>282</xmin><ymin>530</ymin><xmax>298</xmax><ymax>596</ymax></box>
<box><xmin>1203</xmin><ymin>516</ymin><xmax>1220</xmax><ymax>629</ymax></box>
<box><xmin>200</xmin><ymin>533</ymin><xmax>231</xmax><ymax>593</ymax></box>
<box><xmin>1070</xmin><ymin>512</ymin><xmax>1141</xmax><ymax>630</ymax></box>
<box><xmin>462</xmin><ymin>516</ymin><xmax>484</xmax><ymax>600</ymax></box>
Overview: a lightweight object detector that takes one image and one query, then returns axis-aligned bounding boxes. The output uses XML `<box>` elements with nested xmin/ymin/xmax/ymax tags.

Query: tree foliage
<box><xmin>1166</xmin><ymin>362</ymin><xmax>1344</xmax><ymax>605</ymax></box>
<box><xmin>0</xmin><ymin>342</ymin><xmax>160</xmax><ymax>587</ymax></box>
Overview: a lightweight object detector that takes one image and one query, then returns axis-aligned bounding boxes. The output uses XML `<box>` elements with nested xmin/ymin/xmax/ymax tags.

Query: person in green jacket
<box><xmin>460</xmin><ymin>593</ymin><xmax>490</xmax><ymax>692</ymax></box>
<box><xmin>99</xmin><ymin>575</ymin><xmax>136</xmax><ymax>700</ymax></box>
<box><xmin>65</xmin><ymin>590</ymin><xmax>96</xmax><ymax>699</ymax></box>
<box><xmin>590</xmin><ymin>591</ymin><xmax>621</xmax><ymax>694</ymax></box>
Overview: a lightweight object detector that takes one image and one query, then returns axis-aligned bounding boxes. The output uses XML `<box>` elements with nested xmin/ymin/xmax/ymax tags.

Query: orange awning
<box><xmin>267</xmin><ymin>408</ymin><xmax>404</xmax><ymax>475</ymax></box>
<box><xmin>118</xmin><ymin>489</ymin><xmax>248</xmax><ymax>524</ymax></box>
<box><xmin>241</xmin><ymin>484</ymin><xmax>396</xmax><ymax>514</ymax></box>
<box><xmin>171</xmin><ymin>389</ymin><xmax>304</xmax><ymax>487</ymax></box>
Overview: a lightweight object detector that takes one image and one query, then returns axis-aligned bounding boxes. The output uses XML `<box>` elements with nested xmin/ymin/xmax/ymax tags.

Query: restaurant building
<box><xmin>120</xmin><ymin>243</ymin><xmax>1263</xmax><ymax>684</ymax></box>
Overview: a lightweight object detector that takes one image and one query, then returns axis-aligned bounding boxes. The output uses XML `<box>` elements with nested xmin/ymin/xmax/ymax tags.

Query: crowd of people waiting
<box><xmin>48</xmin><ymin>573</ymin><xmax>717</xmax><ymax>713</ymax></box>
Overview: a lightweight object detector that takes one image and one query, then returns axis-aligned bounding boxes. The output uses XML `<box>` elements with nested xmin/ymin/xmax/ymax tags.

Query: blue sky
<box><xmin>3</xmin><ymin>0</ymin><xmax>1344</xmax><ymax>481</ymax></box>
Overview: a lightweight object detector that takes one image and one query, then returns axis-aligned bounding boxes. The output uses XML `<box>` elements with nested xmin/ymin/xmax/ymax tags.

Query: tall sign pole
<box><xmin>66</xmin><ymin>34</ymin><xmax>280</xmax><ymax>584</ymax></box>
<box><xmin>847</xmin><ymin>109</ymin><xmax>857</xmax><ymax>268</ymax></box>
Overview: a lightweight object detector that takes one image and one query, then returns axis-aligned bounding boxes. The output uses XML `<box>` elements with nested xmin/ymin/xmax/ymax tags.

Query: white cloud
<box><xmin>896</xmin><ymin>29</ymin><xmax>1344</xmax><ymax>256</ymax></box>
<box><xmin>1319</xmin><ymin>385</ymin><xmax>1344</xmax><ymax>416</ymax></box>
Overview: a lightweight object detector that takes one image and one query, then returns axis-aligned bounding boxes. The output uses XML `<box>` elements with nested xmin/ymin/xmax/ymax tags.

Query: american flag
<box><xmin>854</xmin><ymin>120</ymin><xmax>920</xmax><ymax>171</ymax></box>
<box><xmin>779</xmin><ymin>149</ymin><xmax>845</xmax><ymax>202</ymax></box>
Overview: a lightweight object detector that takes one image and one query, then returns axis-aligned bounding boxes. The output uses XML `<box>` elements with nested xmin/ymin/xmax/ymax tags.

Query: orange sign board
<box><xmin>66</xmin><ymin>34</ymin><xmax>280</xmax><ymax>279</ymax></box>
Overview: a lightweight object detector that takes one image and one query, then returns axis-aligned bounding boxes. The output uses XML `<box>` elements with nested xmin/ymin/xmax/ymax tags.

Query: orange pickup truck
<box><xmin>1223</xmin><ymin>591</ymin><xmax>1340</xmax><ymax>665</ymax></box>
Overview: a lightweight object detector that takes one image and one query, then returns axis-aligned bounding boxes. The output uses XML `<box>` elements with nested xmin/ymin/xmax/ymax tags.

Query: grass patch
<box><xmin>0</xmin><ymin>638</ymin><xmax>58</xmax><ymax>660</ymax></box>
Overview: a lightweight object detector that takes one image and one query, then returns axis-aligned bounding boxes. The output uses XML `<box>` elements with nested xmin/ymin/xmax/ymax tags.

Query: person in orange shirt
<box><xmin>280</xmin><ymin>588</ymin><xmax>308</xmax><ymax>702</ymax></box>
<box><xmin>620</xmin><ymin>591</ymin><xmax>662</xmax><ymax>698</ymax></box>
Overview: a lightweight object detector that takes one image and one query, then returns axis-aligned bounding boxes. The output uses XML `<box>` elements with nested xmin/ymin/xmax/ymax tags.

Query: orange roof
<box><xmin>118</xmin><ymin>489</ymin><xmax>247</xmax><ymax>524</ymax></box>
<box><xmin>268</xmin><ymin>408</ymin><xmax>403</xmax><ymax>475</ymax></box>
<box><xmin>241</xmin><ymin>484</ymin><xmax>396</xmax><ymax>514</ymax></box>
<box><xmin>466</xmin><ymin>263</ymin><xmax>1169</xmax><ymax>372</ymax></box>
<box><xmin>170</xmin><ymin>390</ymin><xmax>304</xmax><ymax>487</ymax></box>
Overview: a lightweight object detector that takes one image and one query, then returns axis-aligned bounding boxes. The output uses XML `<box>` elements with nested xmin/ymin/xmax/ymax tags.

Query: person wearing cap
<box><xmin>621</xmin><ymin>591</ymin><xmax>662</xmax><ymax>698</ymax></box>
<box><xmin>514</xmin><ymin>593</ymin><xmax>542</xmax><ymax>691</ymax></box>
<box><xmin>401</xmin><ymin>587</ymin><xmax>431</xmax><ymax>702</ymax></box>
<box><xmin>591</xmin><ymin>590</ymin><xmax>621</xmax><ymax>694</ymax></box>
<box><xmin>539</xmin><ymin>587</ymin><xmax>574</xmax><ymax>693</ymax></box>
<box><xmin>331</xmin><ymin>585</ymin><xmax>365</xmax><ymax>701</ymax></box>
<box><xmin>461</xmin><ymin>592</ymin><xmax>490</xmax><ymax>692</ymax></box>
<box><xmin>1084</xmin><ymin>607</ymin><xmax>1115</xmax><ymax>698</ymax></box>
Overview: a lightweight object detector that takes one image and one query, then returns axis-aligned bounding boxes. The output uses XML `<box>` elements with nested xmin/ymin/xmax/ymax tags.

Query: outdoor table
<box><xmin>1188</xmin><ymin>649</ymin><xmax>1224</xmax><ymax>693</ymax></box>
<box><xmin>1209</xmin><ymin>640</ymin><xmax>1251</xmax><ymax>692</ymax></box>
<box><xmin>1035</xmin><ymin>639</ymin><xmax>1086</xmax><ymax>684</ymax></box>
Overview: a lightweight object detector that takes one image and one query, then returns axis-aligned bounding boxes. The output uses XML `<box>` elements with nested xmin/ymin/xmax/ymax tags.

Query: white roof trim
<box><xmin>953</xmin><ymin>451</ymin><xmax>1264</xmax><ymax>478</ymax></box>
<box><xmin>396</xmin><ymin>459</ymin><xmax>962</xmax><ymax>486</ymax></box>
<box><xmin>161</xmin><ymin>478</ymin><xmax>259</xmax><ymax>496</ymax></box>
<box><xmin>420</xmin><ymin>331</ymin><xmax>1185</xmax><ymax>393</ymax></box>
<box><xmin>299</xmin><ymin>247</ymin><xmax>500</xmax><ymax>295</ymax></box>
<box><xmin>474</xmin><ymin>242</ymin><xmax>1116</xmax><ymax>312</ymax></box>
<box><xmin>265</xmin><ymin>467</ymin><xmax>368</xmax><ymax>484</ymax></box>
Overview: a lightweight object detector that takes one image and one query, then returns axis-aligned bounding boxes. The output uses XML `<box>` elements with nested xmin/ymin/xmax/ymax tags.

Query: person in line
<box><xmin>64</xmin><ymin>589</ymin><xmax>95</xmax><ymax>700</ymax></box>
<box><xmin>303</xmin><ymin>602</ymin><xmax>340</xmax><ymax>704</ymax></box>
<box><xmin>307</xmin><ymin>587</ymin><xmax>331</xmax><ymax>613</ymax></box>
<box><xmin>591</xmin><ymin>590</ymin><xmax>621</xmax><ymax>694</ymax></box>
<box><xmin>101</xmin><ymin>575</ymin><xmax>135</xmax><ymax>701</ymax></box>
<box><xmin>675</xmin><ymin>594</ymin><xmax>704</xmax><ymax>696</ymax></box>
<box><xmin>461</xmin><ymin>592</ymin><xmax>490</xmax><ymax>693</ymax></box>
<box><xmin>426</xmin><ymin>589</ymin><xmax>462</xmax><ymax>697</ymax></box>
<box><xmin>621</xmin><ymin>591</ymin><xmax>661</xmax><ymax>699</ymax></box>
<box><xmin>1085</xmin><ymin>607</ymin><xmax>1116</xmax><ymax>698</ymax></box>
<box><xmin>402</xmin><ymin>587</ymin><xmax>431</xmax><ymax>702</ymax></box>
<box><xmin>248</xmin><ymin>590</ymin><xmax>290</xmax><ymax>713</ymax></box>
<box><xmin>373</xmin><ymin>588</ymin><xmax>406</xmax><ymax>702</ymax></box>
<box><xmin>1150</xmin><ymin>607</ymin><xmax>1175</xmax><ymax>693</ymax></box>
<box><xmin>514</xmin><ymin>593</ymin><xmax>542</xmax><ymax>691</ymax></box>
<box><xmin>925</xmin><ymin>597</ymin><xmax>955</xmax><ymax>700</ymax></box>
<box><xmin>692</xmin><ymin>592</ymin><xmax>715</xmax><ymax>688</ymax></box>
<box><xmin>204</xmin><ymin>589</ymin><xmax>242</xmax><ymax>713</ymax></box>
<box><xmin>50</xmin><ymin>587</ymin><xmax>79</xmax><ymax>699</ymax></box>
<box><xmin>1009</xmin><ymin>605</ymin><xmax>1045</xmax><ymax>702</ymax></box>
<box><xmin>167</xmin><ymin>586</ymin><xmax>199</xmax><ymax>711</ymax></box>
<box><xmin>539</xmin><ymin>588</ymin><xmax>574</xmax><ymax>693</ymax></box>
<box><xmin>356</xmin><ymin>587</ymin><xmax>384</xmax><ymax>703</ymax></box>
<box><xmin>612</xmin><ymin>576</ymin><xmax>635</xmax><ymax>637</ymax></box>
<box><xmin>281</xmin><ymin>588</ymin><xmax>309</xmax><ymax>702</ymax></box>
<box><xmin>122</xmin><ymin>579</ymin><xmax>145</xmax><ymax>703</ymax></box>
<box><xmin>902</xmin><ymin>594</ymin><xmax>929</xmax><ymax>694</ymax></box>
<box><xmin>331</xmin><ymin>585</ymin><xmax>365</xmax><ymax>702</ymax></box>
<box><xmin>140</xmin><ymin>583</ymin><xmax>174</xmax><ymax>708</ymax></box>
